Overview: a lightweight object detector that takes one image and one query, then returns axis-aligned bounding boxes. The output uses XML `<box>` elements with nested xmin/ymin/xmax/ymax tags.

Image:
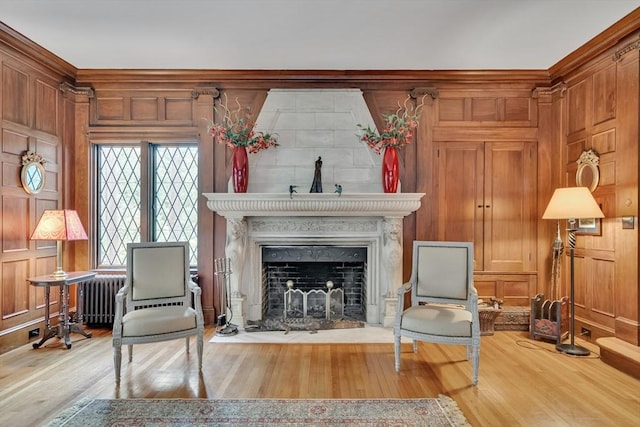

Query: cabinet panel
<box><xmin>434</xmin><ymin>141</ymin><xmax>536</xmax><ymax>273</ymax></box>
<box><xmin>484</xmin><ymin>142</ymin><xmax>536</xmax><ymax>272</ymax></box>
<box><xmin>475</xmin><ymin>274</ymin><xmax>536</xmax><ymax>306</ymax></box>
<box><xmin>434</xmin><ymin>142</ymin><xmax>484</xmax><ymax>269</ymax></box>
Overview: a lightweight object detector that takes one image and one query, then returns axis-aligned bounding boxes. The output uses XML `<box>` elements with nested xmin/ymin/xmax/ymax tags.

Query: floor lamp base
<box><xmin>556</xmin><ymin>343</ymin><xmax>590</xmax><ymax>356</ymax></box>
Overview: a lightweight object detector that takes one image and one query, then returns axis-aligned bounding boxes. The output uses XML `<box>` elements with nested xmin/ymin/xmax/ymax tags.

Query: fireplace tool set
<box><xmin>214</xmin><ymin>257</ymin><xmax>238</xmax><ymax>336</ymax></box>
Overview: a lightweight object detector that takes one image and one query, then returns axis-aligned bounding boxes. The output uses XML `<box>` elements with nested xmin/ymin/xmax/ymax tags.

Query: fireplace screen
<box><xmin>262</xmin><ymin>246</ymin><xmax>366</xmax><ymax>321</ymax></box>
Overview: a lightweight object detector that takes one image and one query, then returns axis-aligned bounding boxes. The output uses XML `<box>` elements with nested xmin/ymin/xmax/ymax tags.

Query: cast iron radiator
<box><xmin>79</xmin><ymin>275</ymin><xmax>126</xmax><ymax>327</ymax></box>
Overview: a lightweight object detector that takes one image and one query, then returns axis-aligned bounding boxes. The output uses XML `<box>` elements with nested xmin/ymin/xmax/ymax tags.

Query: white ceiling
<box><xmin>1</xmin><ymin>0</ymin><xmax>638</xmax><ymax>70</ymax></box>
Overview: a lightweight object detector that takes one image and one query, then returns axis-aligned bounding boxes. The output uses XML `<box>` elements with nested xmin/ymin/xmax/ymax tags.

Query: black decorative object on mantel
<box><xmin>310</xmin><ymin>156</ymin><xmax>323</xmax><ymax>193</ymax></box>
<box><xmin>334</xmin><ymin>184</ymin><xmax>342</xmax><ymax>196</ymax></box>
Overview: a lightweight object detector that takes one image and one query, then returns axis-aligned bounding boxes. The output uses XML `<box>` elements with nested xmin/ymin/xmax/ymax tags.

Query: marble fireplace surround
<box><xmin>204</xmin><ymin>193</ymin><xmax>424</xmax><ymax>327</ymax></box>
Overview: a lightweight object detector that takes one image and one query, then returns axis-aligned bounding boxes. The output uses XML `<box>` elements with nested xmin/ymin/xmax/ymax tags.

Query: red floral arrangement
<box><xmin>357</xmin><ymin>96</ymin><xmax>424</xmax><ymax>154</ymax></box>
<box><xmin>208</xmin><ymin>95</ymin><xmax>278</xmax><ymax>154</ymax></box>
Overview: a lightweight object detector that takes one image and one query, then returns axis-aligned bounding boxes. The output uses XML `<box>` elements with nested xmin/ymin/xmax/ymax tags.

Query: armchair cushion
<box><xmin>401</xmin><ymin>305</ymin><xmax>472</xmax><ymax>337</ymax></box>
<box><xmin>122</xmin><ymin>306</ymin><xmax>198</xmax><ymax>337</ymax></box>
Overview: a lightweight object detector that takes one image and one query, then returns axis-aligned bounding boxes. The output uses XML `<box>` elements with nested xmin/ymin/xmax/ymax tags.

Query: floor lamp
<box><xmin>542</xmin><ymin>187</ymin><xmax>604</xmax><ymax>356</ymax></box>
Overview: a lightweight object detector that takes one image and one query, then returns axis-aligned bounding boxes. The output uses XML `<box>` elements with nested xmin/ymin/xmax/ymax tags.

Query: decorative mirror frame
<box><xmin>20</xmin><ymin>150</ymin><xmax>46</xmax><ymax>195</ymax></box>
<box><xmin>576</xmin><ymin>149</ymin><xmax>600</xmax><ymax>192</ymax></box>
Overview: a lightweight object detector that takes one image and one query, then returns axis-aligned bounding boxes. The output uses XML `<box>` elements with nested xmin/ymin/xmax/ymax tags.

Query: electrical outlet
<box><xmin>28</xmin><ymin>328</ymin><xmax>40</xmax><ymax>338</ymax></box>
<box><xmin>581</xmin><ymin>327</ymin><xmax>591</xmax><ymax>337</ymax></box>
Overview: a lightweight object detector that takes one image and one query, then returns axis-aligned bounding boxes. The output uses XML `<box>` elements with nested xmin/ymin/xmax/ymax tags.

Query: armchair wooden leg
<box><xmin>197</xmin><ymin>333</ymin><xmax>203</xmax><ymax>372</ymax></box>
<box><xmin>472</xmin><ymin>346</ymin><xmax>480</xmax><ymax>386</ymax></box>
<box><xmin>394</xmin><ymin>337</ymin><xmax>401</xmax><ymax>372</ymax></box>
<box><xmin>127</xmin><ymin>344</ymin><xmax>133</xmax><ymax>362</ymax></box>
<box><xmin>114</xmin><ymin>345</ymin><xmax>122</xmax><ymax>385</ymax></box>
<box><xmin>185</xmin><ymin>336</ymin><xmax>190</xmax><ymax>353</ymax></box>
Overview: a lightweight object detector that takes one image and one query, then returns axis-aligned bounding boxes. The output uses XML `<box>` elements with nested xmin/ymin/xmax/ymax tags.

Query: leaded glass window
<box><xmin>96</xmin><ymin>142</ymin><xmax>198</xmax><ymax>268</ymax></box>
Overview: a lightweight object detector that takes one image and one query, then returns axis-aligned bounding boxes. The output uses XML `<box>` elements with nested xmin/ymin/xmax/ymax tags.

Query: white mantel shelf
<box><xmin>203</xmin><ymin>193</ymin><xmax>425</xmax><ymax>218</ymax></box>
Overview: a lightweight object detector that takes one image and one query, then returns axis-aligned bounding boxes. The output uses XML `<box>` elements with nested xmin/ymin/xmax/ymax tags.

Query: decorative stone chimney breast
<box><xmin>205</xmin><ymin>89</ymin><xmax>423</xmax><ymax>328</ymax></box>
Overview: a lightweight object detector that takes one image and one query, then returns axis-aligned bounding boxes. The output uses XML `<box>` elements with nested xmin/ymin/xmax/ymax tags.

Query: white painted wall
<box><xmin>245</xmin><ymin>89</ymin><xmax>385</xmax><ymax>194</ymax></box>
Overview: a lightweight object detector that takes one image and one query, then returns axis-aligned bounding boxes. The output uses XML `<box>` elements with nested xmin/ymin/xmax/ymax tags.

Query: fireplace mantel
<box><xmin>203</xmin><ymin>192</ymin><xmax>425</xmax><ymax>328</ymax></box>
<box><xmin>203</xmin><ymin>193</ymin><xmax>425</xmax><ymax>218</ymax></box>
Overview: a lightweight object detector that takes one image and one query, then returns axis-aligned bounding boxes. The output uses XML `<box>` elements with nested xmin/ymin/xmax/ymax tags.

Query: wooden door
<box><xmin>434</xmin><ymin>142</ymin><xmax>484</xmax><ymax>269</ymax></box>
<box><xmin>483</xmin><ymin>142</ymin><xmax>536</xmax><ymax>272</ymax></box>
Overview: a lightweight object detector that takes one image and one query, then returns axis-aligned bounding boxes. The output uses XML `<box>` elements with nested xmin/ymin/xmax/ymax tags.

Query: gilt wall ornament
<box><xmin>576</xmin><ymin>149</ymin><xmax>600</xmax><ymax>192</ymax></box>
<box><xmin>20</xmin><ymin>151</ymin><xmax>46</xmax><ymax>195</ymax></box>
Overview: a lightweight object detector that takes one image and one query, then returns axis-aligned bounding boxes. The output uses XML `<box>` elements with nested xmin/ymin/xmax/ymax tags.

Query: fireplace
<box><xmin>204</xmin><ymin>89</ymin><xmax>423</xmax><ymax>328</ymax></box>
<box><xmin>203</xmin><ymin>193</ymin><xmax>424</xmax><ymax>327</ymax></box>
<box><xmin>262</xmin><ymin>245</ymin><xmax>367</xmax><ymax>321</ymax></box>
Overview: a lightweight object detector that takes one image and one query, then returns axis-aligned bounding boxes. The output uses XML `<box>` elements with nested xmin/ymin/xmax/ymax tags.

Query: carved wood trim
<box><xmin>191</xmin><ymin>87</ymin><xmax>220</xmax><ymax>99</ymax></box>
<box><xmin>613</xmin><ymin>33</ymin><xmax>640</xmax><ymax>61</ymax></box>
<box><xmin>59</xmin><ymin>81</ymin><xmax>95</xmax><ymax>98</ymax></box>
<box><xmin>410</xmin><ymin>87</ymin><xmax>439</xmax><ymax>100</ymax></box>
<box><xmin>532</xmin><ymin>82</ymin><xmax>567</xmax><ymax>98</ymax></box>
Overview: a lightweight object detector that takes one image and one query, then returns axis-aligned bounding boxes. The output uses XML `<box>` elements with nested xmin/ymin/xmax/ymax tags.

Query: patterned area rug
<box><xmin>46</xmin><ymin>396</ymin><xmax>470</xmax><ymax>426</ymax></box>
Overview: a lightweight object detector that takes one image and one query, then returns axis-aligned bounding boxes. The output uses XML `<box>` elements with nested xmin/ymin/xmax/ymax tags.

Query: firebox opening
<box><xmin>261</xmin><ymin>246</ymin><xmax>367</xmax><ymax>322</ymax></box>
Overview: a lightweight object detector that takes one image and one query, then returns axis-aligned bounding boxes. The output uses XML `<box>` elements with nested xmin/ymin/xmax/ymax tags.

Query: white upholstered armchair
<box><xmin>393</xmin><ymin>241</ymin><xmax>480</xmax><ymax>385</ymax></box>
<box><xmin>112</xmin><ymin>241</ymin><xmax>204</xmax><ymax>385</ymax></box>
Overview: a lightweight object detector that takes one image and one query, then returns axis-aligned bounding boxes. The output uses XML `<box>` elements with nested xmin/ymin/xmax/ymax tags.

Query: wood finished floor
<box><xmin>0</xmin><ymin>326</ymin><xmax>638</xmax><ymax>426</ymax></box>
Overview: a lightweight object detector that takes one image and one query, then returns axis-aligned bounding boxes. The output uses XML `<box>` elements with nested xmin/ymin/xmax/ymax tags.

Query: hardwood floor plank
<box><xmin>0</xmin><ymin>326</ymin><xmax>638</xmax><ymax>426</ymax></box>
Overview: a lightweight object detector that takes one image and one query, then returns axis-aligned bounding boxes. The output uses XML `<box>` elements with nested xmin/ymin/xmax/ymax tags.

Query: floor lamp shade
<box><xmin>31</xmin><ymin>209</ymin><xmax>88</xmax><ymax>278</ymax></box>
<box><xmin>542</xmin><ymin>187</ymin><xmax>604</xmax><ymax>220</ymax></box>
<box><xmin>542</xmin><ymin>187</ymin><xmax>604</xmax><ymax>357</ymax></box>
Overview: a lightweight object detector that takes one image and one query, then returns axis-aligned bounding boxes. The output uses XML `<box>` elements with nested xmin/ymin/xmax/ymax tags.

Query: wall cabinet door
<box><xmin>434</xmin><ymin>141</ymin><xmax>536</xmax><ymax>273</ymax></box>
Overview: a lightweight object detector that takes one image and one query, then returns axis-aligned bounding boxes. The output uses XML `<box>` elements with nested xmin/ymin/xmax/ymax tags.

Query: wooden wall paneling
<box><xmin>92</xmin><ymin>90</ymin><xmax>196</xmax><ymax>126</ymax></box>
<box><xmin>501</xmin><ymin>276</ymin><xmax>536</xmax><ymax>306</ymax></box>
<box><xmin>589</xmin><ymin>257</ymin><xmax>616</xmax><ymax>322</ymax></box>
<box><xmin>414</xmin><ymin>90</ymin><xmax>437</xmax><ymax>241</ymax></box>
<box><xmin>95</xmin><ymin>96</ymin><xmax>126</xmax><ymax>121</ymax></box>
<box><xmin>432</xmin><ymin>127</ymin><xmax>538</xmax><ymax>142</ymax></box>
<box><xmin>2</xmin><ymin>63</ymin><xmax>29</xmax><ymax>126</ymax></box>
<box><xmin>130</xmin><ymin>97</ymin><xmax>159</xmax><ymax>121</ymax></box>
<box><xmin>435</xmin><ymin>88</ymin><xmax>536</xmax><ymax>127</ymax></box>
<box><xmin>438</xmin><ymin>98</ymin><xmax>464</xmax><ymax>121</ymax></box>
<box><xmin>613</xmin><ymin>43</ymin><xmax>639</xmax><ymax>345</ymax></box>
<box><xmin>473</xmin><ymin>273</ymin><xmax>536</xmax><ymax>306</ymax></box>
<box><xmin>533</xmin><ymin>84</ymin><xmax>565</xmax><ymax>298</ymax></box>
<box><xmin>567</xmin><ymin>79</ymin><xmax>588</xmax><ymax>135</ymax></box>
<box><xmin>2</xmin><ymin>195</ymin><xmax>29</xmax><ymax>253</ymax></box>
<box><xmin>471</xmin><ymin>98</ymin><xmax>498</xmax><ymax>121</ymax></box>
<box><xmin>34</xmin><ymin>79</ymin><xmax>58</xmax><ymax>135</ymax></box>
<box><xmin>1</xmin><ymin>128</ymin><xmax>29</xmax><ymax>191</ymax></box>
<box><xmin>591</xmin><ymin>63</ymin><xmax>617</xmax><ymax>126</ymax></box>
<box><xmin>165</xmin><ymin>97</ymin><xmax>193</xmax><ymax>121</ymax></box>
<box><xmin>195</xmin><ymin>89</ymin><xmax>217</xmax><ymax>324</ymax></box>
<box><xmin>504</xmin><ymin>97</ymin><xmax>533</xmax><ymax>122</ymax></box>
<box><xmin>1</xmin><ymin>259</ymin><xmax>30</xmax><ymax>321</ymax></box>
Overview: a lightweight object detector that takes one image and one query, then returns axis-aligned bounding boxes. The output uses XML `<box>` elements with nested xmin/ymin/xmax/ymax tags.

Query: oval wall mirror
<box><xmin>576</xmin><ymin>149</ymin><xmax>600</xmax><ymax>192</ymax></box>
<box><xmin>20</xmin><ymin>151</ymin><xmax>46</xmax><ymax>194</ymax></box>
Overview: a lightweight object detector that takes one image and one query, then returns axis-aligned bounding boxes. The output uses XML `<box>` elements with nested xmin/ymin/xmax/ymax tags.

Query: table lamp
<box><xmin>31</xmin><ymin>209</ymin><xmax>88</xmax><ymax>279</ymax></box>
<box><xmin>542</xmin><ymin>187</ymin><xmax>604</xmax><ymax>356</ymax></box>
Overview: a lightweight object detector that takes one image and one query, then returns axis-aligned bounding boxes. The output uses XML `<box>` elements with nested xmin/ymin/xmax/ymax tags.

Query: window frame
<box><xmin>90</xmin><ymin>139</ymin><xmax>199</xmax><ymax>273</ymax></box>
